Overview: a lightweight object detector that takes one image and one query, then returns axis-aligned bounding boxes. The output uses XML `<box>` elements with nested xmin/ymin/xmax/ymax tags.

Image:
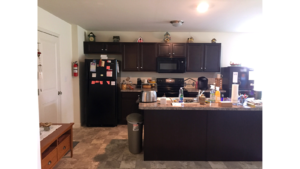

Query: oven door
<box><xmin>157</xmin><ymin>58</ymin><xmax>185</xmax><ymax>73</ymax></box>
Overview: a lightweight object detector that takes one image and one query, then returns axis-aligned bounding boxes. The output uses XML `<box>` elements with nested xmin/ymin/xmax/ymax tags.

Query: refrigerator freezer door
<box><xmin>87</xmin><ymin>80</ymin><xmax>117</xmax><ymax>126</ymax></box>
<box><xmin>88</xmin><ymin>59</ymin><xmax>117</xmax><ymax>80</ymax></box>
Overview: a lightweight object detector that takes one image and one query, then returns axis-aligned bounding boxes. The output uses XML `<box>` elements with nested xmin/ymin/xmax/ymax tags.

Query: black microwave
<box><xmin>157</xmin><ymin>57</ymin><xmax>186</xmax><ymax>73</ymax></box>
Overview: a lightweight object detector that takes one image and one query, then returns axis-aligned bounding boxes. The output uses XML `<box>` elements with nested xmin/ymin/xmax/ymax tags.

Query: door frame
<box><xmin>37</xmin><ymin>28</ymin><xmax>62</xmax><ymax>122</ymax></box>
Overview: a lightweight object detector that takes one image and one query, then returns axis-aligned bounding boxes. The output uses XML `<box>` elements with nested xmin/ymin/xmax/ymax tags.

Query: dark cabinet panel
<box><xmin>84</xmin><ymin>42</ymin><xmax>121</xmax><ymax>54</ymax></box>
<box><xmin>172</xmin><ymin>43</ymin><xmax>186</xmax><ymax>57</ymax></box>
<box><xmin>122</xmin><ymin>43</ymin><xmax>140</xmax><ymax>71</ymax></box>
<box><xmin>157</xmin><ymin>43</ymin><xmax>171</xmax><ymax>57</ymax></box>
<box><xmin>140</xmin><ymin>43</ymin><xmax>157</xmax><ymax>71</ymax></box>
<box><xmin>186</xmin><ymin>44</ymin><xmax>204</xmax><ymax>71</ymax></box>
<box><xmin>144</xmin><ymin>110</ymin><xmax>207</xmax><ymax>161</ymax></box>
<box><xmin>204</xmin><ymin>43</ymin><xmax>221</xmax><ymax>72</ymax></box>
<box><xmin>207</xmin><ymin>110</ymin><xmax>262</xmax><ymax>161</ymax></box>
<box><xmin>120</xmin><ymin>92</ymin><xmax>140</xmax><ymax>124</ymax></box>
<box><xmin>157</xmin><ymin>43</ymin><xmax>186</xmax><ymax>58</ymax></box>
<box><xmin>186</xmin><ymin>43</ymin><xmax>221</xmax><ymax>72</ymax></box>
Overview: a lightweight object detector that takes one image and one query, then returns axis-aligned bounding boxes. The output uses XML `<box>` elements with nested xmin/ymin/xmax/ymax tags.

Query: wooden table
<box><xmin>40</xmin><ymin>123</ymin><xmax>74</xmax><ymax>169</ymax></box>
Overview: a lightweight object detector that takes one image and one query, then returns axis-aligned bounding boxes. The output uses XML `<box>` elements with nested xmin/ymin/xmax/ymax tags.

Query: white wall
<box><xmin>72</xmin><ymin>25</ymin><xmax>87</xmax><ymax>128</ymax></box>
<box><xmin>36</xmin><ymin>88</ymin><xmax>41</xmax><ymax>169</ymax></box>
<box><xmin>38</xmin><ymin>7</ymin><xmax>74</xmax><ymax>123</ymax></box>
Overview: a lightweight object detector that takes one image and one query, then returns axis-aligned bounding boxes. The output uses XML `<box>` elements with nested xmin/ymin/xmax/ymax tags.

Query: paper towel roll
<box><xmin>231</xmin><ymin>84</ymin><xmax>239</xmax><ymax>103</ymax></box>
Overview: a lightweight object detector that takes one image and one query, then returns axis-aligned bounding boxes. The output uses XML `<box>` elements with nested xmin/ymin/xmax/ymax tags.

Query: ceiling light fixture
<box><xmin>197</xmin><ymin>2</ymin><xmax>209</xmax><ymax>13</ymax></box>
<box><xmin>170</xmin><ymin>20</ymin><xmax>184</xmax><ymax>27</ymax></box>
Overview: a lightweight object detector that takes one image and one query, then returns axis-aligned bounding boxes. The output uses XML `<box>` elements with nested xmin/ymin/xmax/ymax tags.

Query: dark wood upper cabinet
<box><xmin>140</xmin><ymin>43</ymin><xmax>157</xmax><ymax>71</ymax></box>
<box><xmin>157</xmin><ymin>43</ymin><xmax>186</xmax><ymax>58</ymax></box>
<box><xmin>157</xmin><ymin>43</ymin><xmax>171</xmax><ymax>57</ymax></box>
<box><xmin>186</xmin><ymin>44</ymin><xmax>205</xmax><ymax>72</ymax></box>
<box><xmin>172</xmin><ymin>43</ymin><xmax>186</xmax><ymax>58</ymax></box>
<box><xmin>122</xmin><ymin>43</ymin><xmax>139</xmax><ymax>71</ymax></box>
<box><xmin>84</xmin><ymin>42</ymin><xmax>122</xmax><ymax>54</ymax></box>
<box><xmin>204</xmin><ymin>43</ymin><xmax>221</xmax><ymax>72</ymax></box>
<box><xmin>186</xmin><ymin>43</ymin><xmax>221</xmax><ymax>72</ymax></box>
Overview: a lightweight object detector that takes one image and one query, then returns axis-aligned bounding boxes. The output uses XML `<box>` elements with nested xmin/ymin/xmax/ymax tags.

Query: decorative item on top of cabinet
<box><xmin>164</xmin><ymin>32</ymin><xmax>171</xmax><ymax>43</ymax></box>
<box><xmin>211</xmin><ymin>38</ymin><xmax>216</xmax><ymax>43</ymax></box>
<box><xmin>137</xmin><ymin>36</ymin><xmax>143</xmax><ymax>42</ymax></box>
<box><xmin>187</xmin><ymin>37</ymin><xmax>194</xmax><ymax>43</ymax></box>
<box><xmin>88</xmin><ymin>32</ymin><xmax>96</xmax><ymax>42</ymax></box>
<box><xmin>113</xmin><ymin>36</ymin><xmax>120</xmax><ymax>42</ymax></box>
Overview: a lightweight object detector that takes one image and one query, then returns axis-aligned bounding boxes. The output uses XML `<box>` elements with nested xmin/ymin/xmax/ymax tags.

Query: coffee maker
<box><xmin>136</xmin><ymin>78</ymin><xmax>141</xmax><ymax>88</ymax></box>
<box><xmin>198</xmin><ymin>77</ymin><xmax>208</xmax><ymax>90</ymax></box>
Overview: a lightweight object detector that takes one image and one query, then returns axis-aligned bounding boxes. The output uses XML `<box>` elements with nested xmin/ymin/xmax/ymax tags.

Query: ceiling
<box><xmin>38</xmin><ymin>0</ymin><xmax>262</xmax><ymax>32</ymax></box>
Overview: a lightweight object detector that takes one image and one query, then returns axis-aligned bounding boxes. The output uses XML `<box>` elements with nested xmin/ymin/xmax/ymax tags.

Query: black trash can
<box><xmin>126</xmin><ymin>113</ymin><xmax>143</xmax><ymax>154</ymax></box>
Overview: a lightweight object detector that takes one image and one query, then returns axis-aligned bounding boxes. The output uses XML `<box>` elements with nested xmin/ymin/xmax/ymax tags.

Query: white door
<box><xmin>38</xmin><ymin>30</ymin><xmax>61</xmax><ymax>123</ymax></box>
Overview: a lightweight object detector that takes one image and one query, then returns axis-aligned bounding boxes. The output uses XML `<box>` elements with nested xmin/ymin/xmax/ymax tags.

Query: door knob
<box><xmin>101</xmin><ymin>49</ymin><xmax>103</xmax><ymax>51</ymax></box>
<box><xmin>137</xmin><ymin>67</ymin><xmax>138</xmax><ymax>69</ymax></box>
<box><xmin>141</xmin><ymin>67</ymin><xmax>143</xmax><ymax>69</ymax></box>
<box><xmin>105</xmin><ymin>49</ymin><xmax>107</xmax><ymax>51</ymax></box>
<box><xmin>201</xmin><ymin>67</ymin><xmax>203</xmax><ymax>69</ymax></box>
<box><xmin>169</xmin><ymin>53</ymin><xmax>171</xmax><ymax>55</ymax></box>
<box><xmin>205</xmin><ymin>67</ymin><xmax>206</xmax><ymax>69</ymax></box>
<box><xmin>173</xmin><ymin>53</ymin><xmax>175</xmax><ymax>54</ymax></box>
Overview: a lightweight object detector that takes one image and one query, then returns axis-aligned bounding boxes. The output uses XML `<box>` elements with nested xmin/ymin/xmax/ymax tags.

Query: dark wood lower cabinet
<box><xmin>120</xmin><ymin>92</ymin><xmax>140</xmax><ymax>124</ymax></box>
<box><xmin>207</xmin><ymin>110</ymin><xmax>262</xmax><ymax>161</ymax></box>
<box><xmin>144</xmin><ymin>110</ymin><xmax>207</xmax><ymax>161</ymax></box>
<box><xmin>143</xmin><ymin>109</ymin><xmax>262</xmax><ymax>161</ymax></box>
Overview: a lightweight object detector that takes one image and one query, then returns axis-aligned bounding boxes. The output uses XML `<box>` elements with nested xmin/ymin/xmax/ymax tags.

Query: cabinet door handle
<box><xmin>169</xmin><ymin>53</ymin><xmax>171</xmax><ymax>55</ymax></box>
<box><xmin>137</xmin><ymin>67</ymin><xmax>138</xmax><ymax>69</ymax></box>
<box><xmin>141</xmin><ymin>67</ymin><xmax>143</xmax><ymax>69</ymax></box>
<box><xmin>101</xmin><ymin>49</ymin><xmax>103</xmax><ymax>51</ymax></box>
<box><xmin>173</xmin><ymin>53</ymin><xmax>175</xmax><ymax>54</ymax></box>
<box><xmin>205</xmin><ymin>67</ymin><xmax>206</xmax><ymax>69</ymax></box>
<box><xmin>201</xmin><ymin>67</ymin><xmax>203</xmax><ymax>69</ymax></box>
<box><xmin>105</xmin><ymin>49</ymin><xmax>107</xmax><ymax>51</ymax></box>
<box><xmin>48</xmin><ymin>161</ymin><xmax>51</xmax><ymax>165</ymax></box>
<box><xmin>63</xmin><ymin>146</ymin><xmax>66</xmax><ymax>150</ymax></box>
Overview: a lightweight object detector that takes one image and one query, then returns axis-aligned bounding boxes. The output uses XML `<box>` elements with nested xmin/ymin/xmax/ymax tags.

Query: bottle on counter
<box><xmin>179</xmin><ymin>87</ymin><xmax>184</xmax><ymax>103</ymax></box>
<box><xmin>210</xmin><ymin>85</ymin><xmax>215</xmax><ymax>103</ymax></box>
<box><xmin>221</xmin><ymin>94</ymin><xmax>224</xmax><ymax>101</ymax></box>
<box><xmin>215</xmin><ymin>87</ymin><xmax>220</xmax><ymax>103</ymax></box>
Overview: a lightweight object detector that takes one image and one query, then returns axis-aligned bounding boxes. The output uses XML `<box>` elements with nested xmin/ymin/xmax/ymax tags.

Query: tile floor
<box><xmin>53</xmin><ymin>125</ymin><xmax>262</xmax><ymax>169</ymax></box>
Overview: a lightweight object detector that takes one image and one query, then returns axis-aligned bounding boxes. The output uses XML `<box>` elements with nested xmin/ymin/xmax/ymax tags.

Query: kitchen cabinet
<box><xmin>120</xmin><ymin>92</ymin><xmax>141</xmax><ymax>124</ymax></box>
<box><xmin>122</xmin><ymin>43</ymin><xmax>157</xmax><ymax>71</ymax></box>
<box><xmin>139</xmin><ymin>43</ymin><xmax>157</xmax><ymax>71</ymax></box>
<box><xmin>186</xmin><ymin>43</ymin><xmax>221</xmax><ymax>72</ymax></box>
<box><xmin>157</xmin><ymin>43</ymin><xmax>186</xmax><ymax>58</ymax></box>
<box><xmin>84</xmin><ymin>42</ymin><xmax>122</xmax><ymax>54</ymax></box>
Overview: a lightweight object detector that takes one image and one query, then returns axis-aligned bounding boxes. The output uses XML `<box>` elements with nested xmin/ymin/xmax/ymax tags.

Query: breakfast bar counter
<box><xmin>140</xmin><ymin>98</ymin><xmax>262</xmax><ymax>161</ymax></box>
<box><xmin>139</xmin><ymin>98</ymin><xmax>262</xmax><ymax>111</ymax></box>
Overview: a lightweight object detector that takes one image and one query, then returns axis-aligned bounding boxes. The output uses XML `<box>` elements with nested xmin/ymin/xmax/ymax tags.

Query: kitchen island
<box><xmin>139</xmin><ymin>98</ymin><xmax>262</xmax><ymax>161</ymax></box>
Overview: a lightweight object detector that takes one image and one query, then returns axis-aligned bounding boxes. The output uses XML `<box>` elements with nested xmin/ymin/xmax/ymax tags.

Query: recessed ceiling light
<box><xmin>197</xmin><ymin>2</ymin><xmax>209</xmax><ymax>13</ymax></box>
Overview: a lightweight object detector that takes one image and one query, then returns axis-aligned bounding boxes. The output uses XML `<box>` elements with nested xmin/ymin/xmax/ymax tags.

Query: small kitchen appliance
<box><xmin>198</xmin><ymin>77</ymin><xmax>208</xmax><ymax>90</ymax></box>
<box><xmin>140</xmin><ymin>91</ymin><xmax>157</xmax><ymax>102</ymax></box>
<box><xmin>136</xmin><ymin>78</ymin><xmax>141</xmax><ymax>88</ymax></box>
<box><xmin>157</xmin><ymin>57</ymin><xmax>186</xmax><ymax>73</ymax></box>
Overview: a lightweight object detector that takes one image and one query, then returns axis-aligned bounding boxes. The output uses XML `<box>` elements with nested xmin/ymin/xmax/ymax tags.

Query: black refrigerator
<box><xmin>85</xmin><ymin>59</ymin><xmax>121</xmax><ymax>126</ymax></box>
<box><xmin>221</xmin><ymin>66</ymin><xmax>254</xmax><ymax>98</ymax></box>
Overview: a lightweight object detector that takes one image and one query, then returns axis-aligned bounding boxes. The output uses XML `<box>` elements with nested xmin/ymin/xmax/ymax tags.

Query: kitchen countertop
<box><xmin>185</xmin><ymin>88</ymin><xmax>226</xmax><ymax>93</ymax></box>
<box><xmin>139</xmin><ymin>97</ymin><xmax>262</xmax><ymax>111</ymax></box>
<box><xmin>121</xmin><ymin>87</ymin><xmax>226</xmax><ymax>93</ymax></box>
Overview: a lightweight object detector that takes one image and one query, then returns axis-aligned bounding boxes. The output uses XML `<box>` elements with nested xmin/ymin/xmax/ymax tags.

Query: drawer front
<box><xmin>42</xmin><ymin>148</ymin><xmax>57</xmax><ymax>169</ymax></box>
<box><xmin>57</xmin><ymin>135</ymin><xmax>71</xmax><ymax>159</ymax></box>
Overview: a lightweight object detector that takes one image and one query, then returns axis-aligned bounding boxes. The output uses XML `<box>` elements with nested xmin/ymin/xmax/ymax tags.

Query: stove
<box><xmin>157</xmin><ymin>78</ymin><xmax>188</xmax><ymax>97</ymax></box>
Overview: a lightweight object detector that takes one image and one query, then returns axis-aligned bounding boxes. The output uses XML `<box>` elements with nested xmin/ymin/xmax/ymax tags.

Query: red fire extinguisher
<box><xmin>73</xmin><ymin>61</ymin><xmax>78</xmax><ymax>77</ymax></box>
